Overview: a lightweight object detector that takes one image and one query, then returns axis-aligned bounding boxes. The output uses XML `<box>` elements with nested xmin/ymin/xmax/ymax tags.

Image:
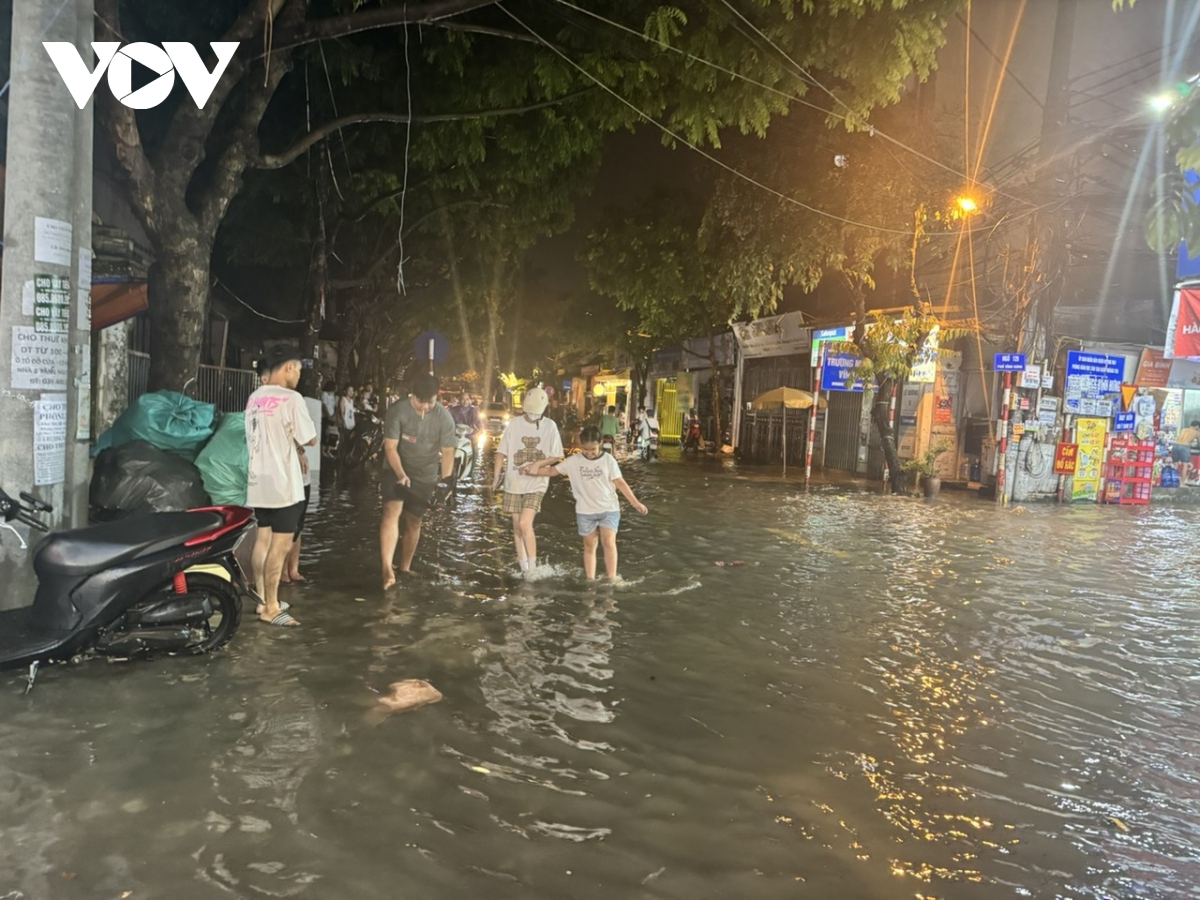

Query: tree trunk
<box><xmin>147</xmin><ymin>234</ymin><xmax>214</xmax><ymax>393</ymax></box>
<box><xmin>870</xmin><ymin>378</ymin><xmax>907</xmax><ymax>494</ymax></box>
<box><xmin>708</xmin><ymin>331</ymin><xmax>723</xmax><ymax>445</ymax></box>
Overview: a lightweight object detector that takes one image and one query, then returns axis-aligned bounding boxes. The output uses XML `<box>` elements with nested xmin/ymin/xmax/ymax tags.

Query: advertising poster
<box><xmin>1071</xmin><ymin>417</ymin><xmax>1108</xmax><ymax>501</ymax></box>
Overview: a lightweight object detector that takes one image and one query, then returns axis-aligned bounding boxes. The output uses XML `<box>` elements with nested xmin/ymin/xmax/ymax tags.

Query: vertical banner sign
<box><xmin>33</xmin><ymin>274</ymin><xmax>70</xmax><ymax>334</ymax></box>
<box><xmin>1071</xmin><ymin>416</ymin><xmax>1108</xmax><ymax>501</ymax></box>
<box><xmin>33</xmin><ymin>393</ymin><xmax>68</xmax><ymax>486</ymax></box>
<box><xmin>1053</xmin><ymin>442</ymin><xmax>1079</xmax><ymax>475</ymax></box>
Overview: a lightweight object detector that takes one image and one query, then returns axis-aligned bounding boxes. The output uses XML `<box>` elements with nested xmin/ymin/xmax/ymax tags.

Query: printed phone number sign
<box><xmin>11</xmin><ymin>326</ymin><xmax>68</xmax><ymax>390</ymax></box>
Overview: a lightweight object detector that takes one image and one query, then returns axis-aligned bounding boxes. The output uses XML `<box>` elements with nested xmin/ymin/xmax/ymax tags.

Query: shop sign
<box><xmin>820</xmin><ymin>343</ymin><xmax>865</xmax><ymax>392</ymax></box>
<box><xmin>734</xmin><ymin>311</ymin><xmax>809</xmax><ymax>359</ymax></box>
<box><xmin>1053</xmin><ymin>442</ymin><xmax>1079</xmax><ymax>475</ymax></box>
<box><xmin>1164</xmin><ymin>285</ymin><xmax>1200</xmax><ymax>358</ymax></box>
<box><xmin>1071</xmin><ymin>417</ymin><xmax>1108</xmax><ymax>501</ymax></box>
<box><xmin>811</xmin><ymin>325</ymin><xmax>854</xmax><ymax>366</ymax></box>
<box><xmin>994</xmin><ymin>352</ymin><xmax>1026</xmax><ymax>372</ymax></box>
<box><xmin>1134</xmin><ymin>347</ymin><xmax>1173</xmax><ymax>387</ymax></box>
<box><xmin>1113</xmin><ymin>411</ymin><xmax>1135</xmax><ymax>433</ymax></box>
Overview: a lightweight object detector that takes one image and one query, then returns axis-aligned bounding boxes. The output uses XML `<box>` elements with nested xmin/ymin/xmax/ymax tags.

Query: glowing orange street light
<box><xmin>956</xmin><ymin>195</ymin><xmax>979</xmax><ymax>215</ymax></box>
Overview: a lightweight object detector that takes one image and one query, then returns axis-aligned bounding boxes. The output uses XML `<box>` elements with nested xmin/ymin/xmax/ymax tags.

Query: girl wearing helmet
<box><xmin>491</xmin><ymin>386</ymin><xmax>564</xmax><ymax>576</ymax></box>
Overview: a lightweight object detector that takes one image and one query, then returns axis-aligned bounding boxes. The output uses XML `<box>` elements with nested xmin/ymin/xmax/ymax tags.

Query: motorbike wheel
<box><xmin>342</xmin><ymin>435</ymin><xmax>369</xmax><ymax>469</ymax></box>
<box><xmin>155</xmin><ymin>572</ymin><xmax>242</xmax><ymax>655</ymax></box>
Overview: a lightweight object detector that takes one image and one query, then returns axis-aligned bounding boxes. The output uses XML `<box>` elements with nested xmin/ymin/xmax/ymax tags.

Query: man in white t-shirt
<box><xmin>246</xmin><ymin>345</ymin><xmax>317</xmax><ymax>626</ymax></box>
<box><xmin>491</xmin><ymin>387</ymin><xmax>563</xmax><ymax>575</ymax></box>
<box><xmin>520</xmin><ymin>425</ymin><xmax>648</xmax><ymax>580</ymax></box>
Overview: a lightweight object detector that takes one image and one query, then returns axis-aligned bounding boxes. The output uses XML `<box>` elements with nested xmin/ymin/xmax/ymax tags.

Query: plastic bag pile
<box><xmin>90</xmin><ymin>392</ymin><xmax>248</xmax><ymax>519</ymax></box>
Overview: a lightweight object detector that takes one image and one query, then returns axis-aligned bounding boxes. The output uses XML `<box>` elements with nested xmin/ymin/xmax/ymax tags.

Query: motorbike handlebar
<box><xmin>0</xmin><ymin>487</ymin><xmax>53</xmax><ymax>531</ymax></box>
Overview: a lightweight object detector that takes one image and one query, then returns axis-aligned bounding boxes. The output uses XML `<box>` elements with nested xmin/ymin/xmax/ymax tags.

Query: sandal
<box><xmin>255</xmin><ymin>600</ymin><xmax>290</xmax><ymax>615</ymax></box>
<box><xmin>262</xmin><ymin>611</ymin><xmax>300</xmax><ymax>627</ymax></box>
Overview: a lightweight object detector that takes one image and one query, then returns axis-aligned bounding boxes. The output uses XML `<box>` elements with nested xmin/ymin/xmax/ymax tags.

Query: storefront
<box><xmin>731</xmin><ymin>312</ymin><xmax>812</xmax><ymax>456</ymax></box>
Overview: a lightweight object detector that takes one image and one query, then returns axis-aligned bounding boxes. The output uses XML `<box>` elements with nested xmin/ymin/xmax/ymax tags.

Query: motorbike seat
<box><xmin>34</xmin><ymin>511</ymin><xmax>226</xmax><ymax>577</ymax></box>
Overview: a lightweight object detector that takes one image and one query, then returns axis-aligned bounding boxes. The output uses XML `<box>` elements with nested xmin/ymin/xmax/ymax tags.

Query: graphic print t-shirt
<box><xmin>498</xmin><ymin>416</ymin><xmax>564</xmax><ymax>495</ymax></box>
<box><xmin>557</xmin><ymin>452</ymin><xmax>623</xmax><ymax>515</ymax></box>
<box><xmin>245</xmin><ymin>385</ymin><xmax>317</xmax><ymax>509</ymax></box>
<box><xmin>383</xmin><ymin>399</ymin><xmax>456</xmax><ymax>484</ymax></box>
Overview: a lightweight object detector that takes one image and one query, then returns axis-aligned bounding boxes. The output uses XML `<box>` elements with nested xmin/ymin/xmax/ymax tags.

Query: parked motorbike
<box><xmin>0</xmin><ymin>487</ymin><xmax>253</xmax><ymax>683</ymax></box>
<box><xmin>341</xmin><ymin>411</ymin><xmax>384</xmax><ymax>469</ymax></box>
<box><xmin>600</xmin><ymin>433</ymin><xmax>616</xmax><ymax>456</ymax></box>
<box><xmin>453</xmin><ymin>424</ymin><xmax>477</xmax><ymax>483</ymax></box>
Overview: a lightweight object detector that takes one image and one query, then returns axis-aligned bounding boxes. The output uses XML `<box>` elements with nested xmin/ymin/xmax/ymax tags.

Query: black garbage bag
<box><xmin>90</xmin><ymin>440</ymin><xmax>212</xmax><ymax>521</ymax></box>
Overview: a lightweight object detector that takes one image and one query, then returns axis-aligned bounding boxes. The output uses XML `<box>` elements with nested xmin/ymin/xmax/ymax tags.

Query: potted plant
<box><xmin>902</xmin><ymin>439</ymin><xmax>953</xmax><ymax>499</ymax></box>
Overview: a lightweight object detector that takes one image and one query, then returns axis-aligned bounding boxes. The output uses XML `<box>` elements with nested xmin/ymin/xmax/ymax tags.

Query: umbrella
<box><xmin>750</xmin><ymin>387</ymin><xmax>827</xmax><ymax>475</ymax></box>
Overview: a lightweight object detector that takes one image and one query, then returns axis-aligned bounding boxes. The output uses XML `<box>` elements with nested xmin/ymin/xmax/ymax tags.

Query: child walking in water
<box><xmin>520</xmin><ymin>426</ymin><xmax>648</xmax><ymax>580</ymax></box>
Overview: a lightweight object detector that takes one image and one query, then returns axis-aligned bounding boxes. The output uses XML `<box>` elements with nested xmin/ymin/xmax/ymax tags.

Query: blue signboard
<box><xmin>413</xmin><ymin>330</ymin><xmax>449</xmax><ymax>364</ymax></box>
<box><xmin>994</xmin><ymin>352</ymin><xmax>1026</xmax><ymax>372</ymax></box>
<box><xmin>1113</xmin><ymin>411</ymin><xmax>1135</xmax><ymax>433</ymax></box>
<box><xmin>1178</xmin><ymin>169</ymin><xmax>1200</xmax><ymax>281</ymax></box>
<box><xmin>1065</xmin><ymin>350</ymin><xmax>1124</xmax><ymax>393</ymax></box>
<box><xmin>820</xmin><ymin>347</ymin><xmax>865</xmax><ymax>392</ymax></box>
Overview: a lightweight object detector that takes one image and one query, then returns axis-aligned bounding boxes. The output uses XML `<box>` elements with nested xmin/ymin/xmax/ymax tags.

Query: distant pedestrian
<box><xmin>379</xmin><ymin>373</ymin><xmax>457</xmax><ymax>588</ymax></box>
<box><xmin>492</xmin><ymin>387</ymin><xmax>563</xmax><ymax>576</ymax></box>
<box><xmin>520</xmin><ymin>425</ymin><xmax>647</xmax><ymax>580</ymax></box>
<box><xmin>246</xmin><ymin>345</ymin><xmax>317</xmax><ymax>626</ymax></box>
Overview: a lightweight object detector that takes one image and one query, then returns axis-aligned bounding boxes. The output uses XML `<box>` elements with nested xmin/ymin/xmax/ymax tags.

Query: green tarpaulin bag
<box><xmin>194</xmin><ymin>412</ymin><xmax>248</xmax><ymax>505</ymax></box>
<box><xmin>93</xmin><ymin>391</ymin><xmax>217</xmax><ymax>462</ymax></box>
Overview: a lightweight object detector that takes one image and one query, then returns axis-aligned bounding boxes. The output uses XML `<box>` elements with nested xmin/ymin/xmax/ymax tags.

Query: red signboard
<box><xmin>1053</xmin><ymin>442</ymin><xmax>1079</xmax><ymax>475</ymax></box>
<box><xmin>1168</xmin><ymin>286</ymin><xmax>1200</xmax><ymax>358</ymax></box>
<box><xmin>1134</xmin><ymin>347</ymin><xmax>1173</xmax><ymax>387</ymax></box>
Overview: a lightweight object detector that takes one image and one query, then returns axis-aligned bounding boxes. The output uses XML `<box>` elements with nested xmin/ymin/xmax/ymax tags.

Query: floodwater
<box><xmin>2</xmin><ymin>453</ymin><xmax>1199</xmax><ymax>900</ymax></box>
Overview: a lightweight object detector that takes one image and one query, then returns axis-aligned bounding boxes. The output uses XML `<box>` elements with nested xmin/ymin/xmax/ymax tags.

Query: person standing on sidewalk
<box><xmin>492</xmin><ymin>387</ymin><xmax>563</xmax><ymax>576</ymax></box>
<box><xmin>246</xmin><ymin>345</ymin><xmax>317</xmax><ymax>627</ymax></box>
<box><xmin>379</xmin><ymin>373</ymin><xmax>457</xmax><ymax>588</ymax></box>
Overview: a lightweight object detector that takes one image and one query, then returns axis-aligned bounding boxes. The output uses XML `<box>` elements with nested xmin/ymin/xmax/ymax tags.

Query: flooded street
<box><xmin>3</xmin><ymin>456</ymin><xmax>1200</xmax><ymax>899</ymax></box>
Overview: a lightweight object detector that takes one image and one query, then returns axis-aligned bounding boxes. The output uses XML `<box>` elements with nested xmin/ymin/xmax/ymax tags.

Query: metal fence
<box><xmin>126</xmin><ymin>351</ymin><xmax>257</xmax><ymax>413</ymax></box>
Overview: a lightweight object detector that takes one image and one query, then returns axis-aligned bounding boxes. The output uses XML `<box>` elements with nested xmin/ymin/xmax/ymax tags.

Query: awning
<box><xmin>91</xmin><ymin>281</ymin><xmax>148</xmax><ymax>330</ymax></box>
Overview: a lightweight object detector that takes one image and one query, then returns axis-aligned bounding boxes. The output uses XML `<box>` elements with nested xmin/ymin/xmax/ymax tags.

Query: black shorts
<box><xmin>381</xmin><ymin>472</ymin><xmax>437</xmax><ymax>520</ymax></box>
<box><xmin>293</xmin><ymin>485</ymin><xmax>311</xmax><ymax>541</ymax></box>
<box><xmin>255</xmin><ymin>500</ymin><xmax>306</xmax><ymax>535</ymax></box>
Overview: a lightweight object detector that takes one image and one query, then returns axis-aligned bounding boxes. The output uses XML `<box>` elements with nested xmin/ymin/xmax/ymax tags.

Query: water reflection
<box><xmin>1</xmin><ymin>463</ymin><xmax>1199</xmax><ymax>898</ymax></box>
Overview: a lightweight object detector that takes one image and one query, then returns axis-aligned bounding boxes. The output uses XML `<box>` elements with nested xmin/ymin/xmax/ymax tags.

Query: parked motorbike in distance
<box><xmin>0</xmin><ymin>487</ymin><xmax>253</xmax><ymax>680</ymax></box>
<box><xmin>453</xmin><ymin>424</ymin><xmax>477</xmax><ymax>483</ymax></box>
<box><xmin>341</xmin><ymin>410</ymin><xmax>384</xmax><ymax>469</ymax></box>
<box><xmin>600</xmin><ymin>433</ymin><xmax>616</xmax><ymax>456</ymax></box>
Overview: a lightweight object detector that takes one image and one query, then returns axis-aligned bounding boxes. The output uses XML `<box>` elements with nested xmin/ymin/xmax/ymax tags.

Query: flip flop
<box><xmin>256</xmin><ymin>600</ymin><xmax>291</xmax><ymax>615</ymax></box>
<box><xmin>262</xmin><ymin>611</ymin><xmax>300</xmax><ymax>627</ymax></box>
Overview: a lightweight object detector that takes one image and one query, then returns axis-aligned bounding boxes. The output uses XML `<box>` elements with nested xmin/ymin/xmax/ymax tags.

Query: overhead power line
<box><xmin>502</xmin><ymin>4</ymin><xmax>1043</xmax><ymax>238</ymax></box>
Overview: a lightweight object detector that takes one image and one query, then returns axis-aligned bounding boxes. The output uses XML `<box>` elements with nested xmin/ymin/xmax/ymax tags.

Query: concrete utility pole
<box><xmin>0</xmin><ymin>0</ymin><xmax>95</xmax><ymax>610</ymax></box>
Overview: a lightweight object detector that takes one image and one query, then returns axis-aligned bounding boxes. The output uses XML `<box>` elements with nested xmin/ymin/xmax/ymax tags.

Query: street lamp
<box><xmin>956</xmin><ymin>195</ymin><xmax>979</xmax><ymax>215</ymax></box>
<box><xmin>1149</xmin><ymin>92</ymin><xmax>1175</xmax><ymax>114</ymax></box>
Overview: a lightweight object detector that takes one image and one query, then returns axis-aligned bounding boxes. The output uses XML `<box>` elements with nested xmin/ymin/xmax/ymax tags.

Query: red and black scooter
<box><xmin>0</xmin><ymin>487</ymin><xmax>254</xmax><ymax>686</ymax></box>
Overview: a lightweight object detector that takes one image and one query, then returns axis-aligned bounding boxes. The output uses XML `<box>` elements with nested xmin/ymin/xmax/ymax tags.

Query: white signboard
<box><xmin>733</xmin><ymin>312</ymin><xmax>810</xmax><ymax>359</ymax></box>
<box><xmin>1020</xmin><ymin>364</ymin><xmax>1042</xmax><ymax>389</ymax></box>
<box><xmin>34</xmin><ymin>216</ymin><xmax>72</xmax><ymax>267</ymax></box>
<box><xmin>11</xmin><ymin>326</ymin><xmax>68</xmax><ymax>390</ymax></box>
<box><xmin>34</xmin><ymin>393</ymin><xmax>67</xmax><ymax>486</ymax></box>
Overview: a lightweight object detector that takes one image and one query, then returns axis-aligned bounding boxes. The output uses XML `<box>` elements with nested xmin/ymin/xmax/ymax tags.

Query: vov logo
<box><xmin>43</xmin><ymin>42</ymin><xmax>240</xmax><ymax>110</ymax></box>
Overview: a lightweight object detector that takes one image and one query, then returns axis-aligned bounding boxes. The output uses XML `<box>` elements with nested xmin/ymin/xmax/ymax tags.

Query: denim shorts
<box><xmin>576</xmin><ymin>510</ymin><xmax>620</xmax><ymax>536</ymax></box>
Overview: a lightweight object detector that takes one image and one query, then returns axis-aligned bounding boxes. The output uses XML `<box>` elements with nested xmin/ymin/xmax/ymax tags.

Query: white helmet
<box><xmin>522</xmin><ymin>387</ymin><xmax>549</xmax><ymax>417</ymax></box>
